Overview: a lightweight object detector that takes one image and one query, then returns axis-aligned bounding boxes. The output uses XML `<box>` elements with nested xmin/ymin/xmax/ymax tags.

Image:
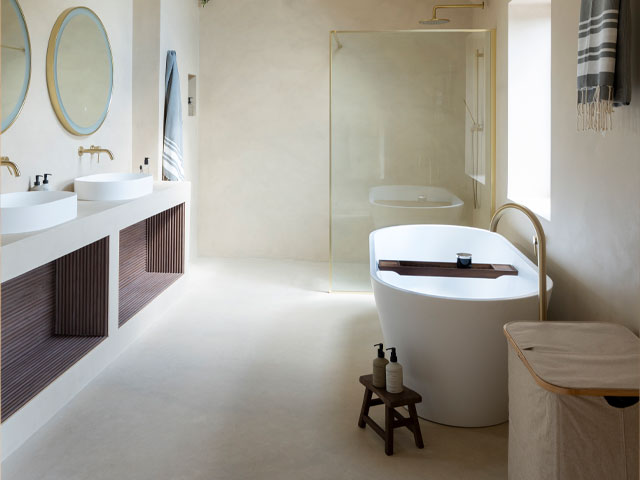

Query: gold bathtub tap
<box><xmin>78</xmin><ymin>145</ymin><xmax>114</xmax><ymax>161</ymax></box>
<box><xmin>490</xmin><ymin>203</ymin><xmax>547</xmax><ymax>321</ymax></box>
<box><xmin>1</xmin><ymin>157</ymin><xmax>21</xmax><ymax>177</ymax></box>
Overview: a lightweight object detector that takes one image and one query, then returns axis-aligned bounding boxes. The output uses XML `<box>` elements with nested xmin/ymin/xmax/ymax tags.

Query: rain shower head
<box><xmin>420</xmin><ymin>2</ymin><xmax>484</xmax><ymax>26</ymax></box>
<box><xmin>419</xmin><ymin>18</ymin><xmax>451</xmax><ymax>25</ymax></box>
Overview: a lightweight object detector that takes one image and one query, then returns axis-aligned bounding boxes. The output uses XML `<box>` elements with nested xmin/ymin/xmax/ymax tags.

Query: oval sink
<box><xmin>1</xmin><ymin>191</ymin><xmax>77</xmax><ymax>234</ymax></box>
<box><xmin>74</xmin><ymin>173</ymin><xmax>153</xmax><ymax>201</ymax></box>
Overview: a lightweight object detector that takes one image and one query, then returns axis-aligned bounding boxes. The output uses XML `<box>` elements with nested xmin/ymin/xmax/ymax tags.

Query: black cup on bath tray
<box><xmin>456</xmin><ymin>252</ymin><xmax>472</xmax><ymax>269</ymax></box>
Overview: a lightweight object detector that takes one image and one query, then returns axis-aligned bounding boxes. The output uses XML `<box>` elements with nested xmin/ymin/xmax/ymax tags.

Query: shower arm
<box><xmin>490</xmin><ymin>203</ymin><xmax>548</xmax><ymax>322</ymax></box>
<box><xmin>431</xmin><ymin>2</ymin><xmax>485</xmax><ymax>19</ymax></box>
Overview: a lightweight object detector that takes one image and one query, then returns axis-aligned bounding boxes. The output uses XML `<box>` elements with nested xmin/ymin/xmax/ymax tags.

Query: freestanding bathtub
<box><xmin>370</xmin><ymin>224</ymin><xmax>553</xmax><ymax>427</ymax></box>
<box><xmin>369</xmin><ymin>185</ymin><xmax>465</xmax><ymax>229</ymax></box>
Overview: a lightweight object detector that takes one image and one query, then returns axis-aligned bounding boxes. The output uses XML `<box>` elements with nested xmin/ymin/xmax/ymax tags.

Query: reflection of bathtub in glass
<box><xmin>369</xmin><ymin>185</ymin><xmax>464</xmax><ymax>229</ymax></box>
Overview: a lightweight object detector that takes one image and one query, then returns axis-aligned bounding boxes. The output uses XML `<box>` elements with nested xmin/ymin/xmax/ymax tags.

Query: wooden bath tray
<box><xmin>378</xmin><ymin>260</ymin><xmax>518</xmax><ymax>279</ymax></box>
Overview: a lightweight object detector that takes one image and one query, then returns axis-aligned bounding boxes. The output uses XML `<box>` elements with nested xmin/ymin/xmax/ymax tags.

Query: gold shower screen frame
<box><xmin>328</xmin><ymin>29</ymin><xmax>496</xmax><ymax>293</ymax></box>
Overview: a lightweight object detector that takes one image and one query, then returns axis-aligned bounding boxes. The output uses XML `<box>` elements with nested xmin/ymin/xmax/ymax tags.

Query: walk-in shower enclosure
<box><xmin>330</xmin><ymin>30</ymin><xmax>495</xmax><ymax>291</ymax></box>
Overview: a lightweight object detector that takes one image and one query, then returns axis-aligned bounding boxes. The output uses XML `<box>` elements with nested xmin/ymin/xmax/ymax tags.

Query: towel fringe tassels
<box><xmin>578</xmin><ymin>85</ymin><xmax>614</xmax><ymax>133</ymax></box>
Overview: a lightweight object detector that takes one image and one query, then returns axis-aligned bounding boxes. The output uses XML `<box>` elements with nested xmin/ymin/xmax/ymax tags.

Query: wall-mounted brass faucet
<box><xmin>78</xmin><ymin>145</ymin><xmax>114</xmax><ymax>162</ymax></box>
<box><xmin>1</xmin><ymin>156</ymin><xmax>21</xmax><ymax>177</ymax></box>
<box><xmin>490</xmin><ymin>203</ymin><xmax>547</xmax><ymax>321</ymax></box>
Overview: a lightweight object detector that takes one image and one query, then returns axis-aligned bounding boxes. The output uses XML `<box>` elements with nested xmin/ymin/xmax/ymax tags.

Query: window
<box><xmin>508</xmin><ymin>0</ymin><xmax>551</xmax><ymax>219</ymax></box>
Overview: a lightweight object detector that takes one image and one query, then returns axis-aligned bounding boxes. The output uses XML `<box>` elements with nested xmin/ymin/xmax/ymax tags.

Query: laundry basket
<box><xmin>504</xmin><ymin>321</ymin><xmax>639</xmax><ymax>480</ymax></box>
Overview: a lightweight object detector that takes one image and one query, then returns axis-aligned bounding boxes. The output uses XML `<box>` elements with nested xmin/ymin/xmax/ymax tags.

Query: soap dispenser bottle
<box><xmin>31</xmin><ymin>175</ymin><xmax>43</xmax><ymax>191</ymax></box>
<box><xmin>372</xmin><ymin>343</ymin><xmax>389</xmax><ymax>388</ymax></box>
<box><xmin>140</xmin><ymin>157</ymin><xmax>150</xmax><ymax>174</ymax></box>
<box><xmin>385</xmin><ymin>347</ymin><xmax>403</xmax><ymax>394</ymax></box>
<box><xmin>42</xmin><ymin>173</ymin><xmax>52</xmax><ymax>191</ymax></box>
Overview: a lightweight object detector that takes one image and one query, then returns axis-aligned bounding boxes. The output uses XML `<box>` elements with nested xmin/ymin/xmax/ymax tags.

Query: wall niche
<box><xmin>1</xmin><ymin>238</ymin><xmax>109</xmax><ymax>421</ymax></box>
<box><xmin>119</xmin><ymin>203</ymin><xmax>185</xmax><ymax>326</ymax></box>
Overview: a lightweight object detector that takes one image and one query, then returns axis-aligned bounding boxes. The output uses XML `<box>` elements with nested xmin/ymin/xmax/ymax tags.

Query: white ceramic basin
<box><xmin>1</xmin><ymin>191</ymin><xmax>78</xmax><ymax>234</ymax></box>
<box><xmin>74</xmin><ymin>173</ymin><xmax>153</xmax><ymax>201</ymax></box>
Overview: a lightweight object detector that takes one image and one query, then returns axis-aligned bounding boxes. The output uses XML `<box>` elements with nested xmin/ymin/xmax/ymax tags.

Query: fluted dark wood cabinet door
<box><xmin>1</xmin><ymin>238</ymin><xmax>109</xmax><ymax>421</ymax></box>
<box><xmin>119</xmin><ymin>204</ymin><xmax>185</xmax><ymax>327</ymax></box>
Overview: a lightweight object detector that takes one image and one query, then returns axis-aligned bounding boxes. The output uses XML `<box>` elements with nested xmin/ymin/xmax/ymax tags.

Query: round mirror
<box><xmin>47</xmin><ymin>7</ymin><xmax>113</xmax><ymax>136</ymax></box>
<box><xmin>1</xmin><ymin>0</ymin><xmax>31</xmax><ymax>133</ymax></box>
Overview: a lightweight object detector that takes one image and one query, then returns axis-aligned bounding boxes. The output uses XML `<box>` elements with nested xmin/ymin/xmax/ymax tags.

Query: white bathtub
<box><xmin>370</xmin><ymin>225</ymin><xmax>553</xmax><ymax>427</ymax></box>
<box><xmin>369</xmin><ymin>185</ymin><xmax>464</xmax><ymax>229</ymax></box>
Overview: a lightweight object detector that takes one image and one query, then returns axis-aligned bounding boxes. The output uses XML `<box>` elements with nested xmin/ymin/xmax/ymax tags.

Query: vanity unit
<box><xmin>1</xmin><ymin>182</ymin><xmax>190</xmax><ymax>459</ymax></box>
<box><xmin>0</xmin><ymin>0</ymin><xmax>195</xmax><ymax>459</ymax></box>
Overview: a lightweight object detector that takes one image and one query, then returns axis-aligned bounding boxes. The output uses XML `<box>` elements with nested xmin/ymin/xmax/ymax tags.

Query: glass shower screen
<box><xmin>330</xmin><ymin>30</ymin><xmax>494</xmax><ymax>292</ymax></box>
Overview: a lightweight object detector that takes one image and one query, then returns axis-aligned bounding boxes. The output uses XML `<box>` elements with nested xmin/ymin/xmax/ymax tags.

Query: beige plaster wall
<box><xmin>132</xmin><ymin>0</ymin><xmax>162</xmax><ymax>178</ymax></box>
<box><xmin>197</xmin><ymin>0</ymin><xmax>472</xmax><ymax>260</ymax></box>
<box><xmin>473</xmin><ymin>0</ymin><xmax>640</xmax><ymax>331</ymax></box>
<box><xmin>133</xmin><ymin>0</ymin><xmax>200</xmax><ymax>255</ymax></box>
<box><xmin>1</xmin><ymin>0</ymin><xmax>133</xmax><ymax>193</ymax></box>
<box><xmin>160</xmin><ymin>0</ymin><xmax>200</xmax><ymax>257</ymax></box>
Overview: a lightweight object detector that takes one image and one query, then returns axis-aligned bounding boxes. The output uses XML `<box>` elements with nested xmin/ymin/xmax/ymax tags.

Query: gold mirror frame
<box><xmin>46</xmin><ymin>7</ymin><xmax>114</xmax><ymax>136</ymax></box>
<box><xmin>1</xmin><ymin>0</ymin><xmax>32</xmax><ymax>133</ymax></box>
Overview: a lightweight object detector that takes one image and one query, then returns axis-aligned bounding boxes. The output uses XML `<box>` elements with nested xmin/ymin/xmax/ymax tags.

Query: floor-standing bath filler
<box><xmin>490</xmin><ymin>202</ymin><xmax>548</xmax><ymax>321</ymax></box>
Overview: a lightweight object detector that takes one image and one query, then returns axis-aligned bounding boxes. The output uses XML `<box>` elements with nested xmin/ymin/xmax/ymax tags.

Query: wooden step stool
<box><xmin>357</xmin><ymin>374</ymin><xmax>424</xmax><ymax>456</ymax></box>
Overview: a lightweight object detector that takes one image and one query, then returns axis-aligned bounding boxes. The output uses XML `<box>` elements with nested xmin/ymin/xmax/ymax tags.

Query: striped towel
<box><xmin>577</xmin><ymin>0</ymin><xmax>631</xmax><ymax>132</ymax></box>
<box><xmin>163</xmin><ymin>51</ymin><xmax>186</xmax><ymax>181</ymax></box>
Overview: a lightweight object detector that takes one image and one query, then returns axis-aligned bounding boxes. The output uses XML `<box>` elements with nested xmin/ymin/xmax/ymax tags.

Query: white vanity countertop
<box><xmin>2</xmin><ymin>181</ymin><xmax>190</xmax><ymax>283</ymax></box>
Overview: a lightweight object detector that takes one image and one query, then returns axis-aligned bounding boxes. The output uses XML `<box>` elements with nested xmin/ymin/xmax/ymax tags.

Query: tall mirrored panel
<box><xmin>330</xmin><ymin>31</ymin><xmax>494</xmax><ymax>291</ymax></box>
